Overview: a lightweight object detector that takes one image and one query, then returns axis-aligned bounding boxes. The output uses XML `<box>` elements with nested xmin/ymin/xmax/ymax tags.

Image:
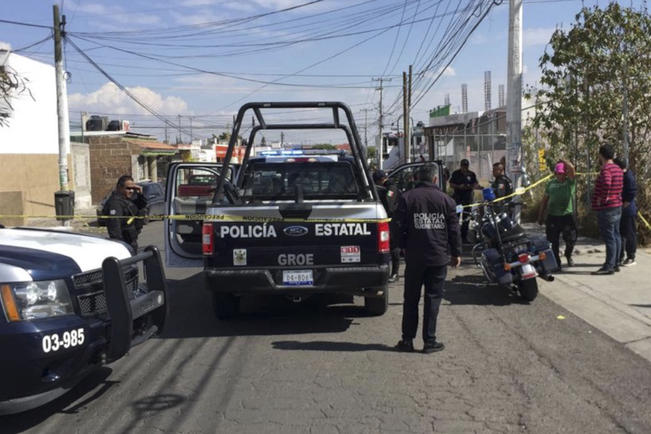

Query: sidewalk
<box><xmin>523</xmin><ymin>222</ymin><xmax>651</xmax><ymax>363</ymax></box>
<box><xmin>24</xmin><ymin>207</ymin><xmax>106</xmax><ymax>235</ymax></box>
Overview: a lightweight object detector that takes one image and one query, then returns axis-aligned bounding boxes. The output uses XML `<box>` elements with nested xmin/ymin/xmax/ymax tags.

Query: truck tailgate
<box><xmin>206</xmin><ymin>203</ymin><xmax>386</xmax><ymax>269</ymax></box>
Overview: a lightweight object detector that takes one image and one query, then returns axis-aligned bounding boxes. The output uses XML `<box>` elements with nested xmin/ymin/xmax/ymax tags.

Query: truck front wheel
<box><xmin>213</xmin><ymin>293</ymin><xmax>240</xmax><ymax>319</ymax></box>
<box><xmin>364</xmin><ymin>287</ymin><xmax>388</xmax><ymax>316</ymax></box>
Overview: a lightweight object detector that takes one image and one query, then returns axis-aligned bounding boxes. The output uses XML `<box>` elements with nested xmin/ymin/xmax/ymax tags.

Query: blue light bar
<box><xmin>258</xmin><ymin>149</ymin><xmax>304</xmax><ymax>156</ymax></box>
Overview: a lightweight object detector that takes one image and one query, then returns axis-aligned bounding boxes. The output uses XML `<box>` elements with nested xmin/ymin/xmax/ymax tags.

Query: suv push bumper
<box><xmin>205</xmin><ymin>264</ymin><xmax>389</xmax><ymax>296</ymax></box>
<box><xmin>0</xmin><ymin>246</ymin><xmax>168</xmax><ymax>415</ymax></box>
<box><xmin>102</xmin><ymin>246</ymin><xmax>168</xmax><ymax>362</ymax></box>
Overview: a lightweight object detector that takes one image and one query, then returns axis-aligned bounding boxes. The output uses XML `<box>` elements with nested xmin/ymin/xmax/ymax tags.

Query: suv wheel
<box><xmin>364</xmin><ymin>287</ymin><xmax>388</xmax><ymax>316</ymax></box>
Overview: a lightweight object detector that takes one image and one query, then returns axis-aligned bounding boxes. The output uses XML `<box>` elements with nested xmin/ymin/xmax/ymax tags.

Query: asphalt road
<box><xmin>2</xmin><ymin>222</ymin><xmax>650</xmax><ymax>433</ymax></box>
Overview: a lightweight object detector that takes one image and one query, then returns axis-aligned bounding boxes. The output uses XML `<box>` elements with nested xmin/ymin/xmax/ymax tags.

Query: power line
<box><xmin>69</xmin><ymin>34</ymin><xmax>399</xmax><ymax>89</ymax></box>
<box><xmin>0</xmin><ymin>18</ymin><xmax>52</xmax><ymax>29</ymax></box>
<box><xmin>66</xmin><ymin>37</ymin><xmax>194</xmax><ymax>139</ymax></box>
<box><xmin>411</xmin><ymin>0</ymin><xmax>498</xmax><ymax>108</ymax></box>
<box><xmin>73</xmin><ymin>0</ymin><xmax>325</xmax><ymax>37</ymax></box>
<box><xmin>12</xmin><ymin>34</ymin><xmax>54</xmax><ymax>52</ymax></box>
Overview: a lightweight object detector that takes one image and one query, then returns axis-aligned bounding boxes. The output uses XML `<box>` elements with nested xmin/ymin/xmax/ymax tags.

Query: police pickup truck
<box><xmin>0</xmin><ymin>226</ymin><xmax>167</xmax><ymax>414</ymax></box>
<box><xmin>164</xmin><ymin>102</ymin><xmax>390</xmax><ymax>318</ymax></box>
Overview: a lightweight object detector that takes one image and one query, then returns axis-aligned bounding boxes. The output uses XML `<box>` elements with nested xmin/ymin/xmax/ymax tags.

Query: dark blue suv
<box><xmin>0</xmin><ymin>227</ymin><xmax>167</xmax><ymax>414</ymax></box>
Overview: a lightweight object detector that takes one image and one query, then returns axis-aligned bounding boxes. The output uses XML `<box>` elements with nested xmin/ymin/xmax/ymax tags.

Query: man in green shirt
<box><xmin>538</xmin><ymin>159</ymin><xmax>577</xmax><ymax>269</ymax></box>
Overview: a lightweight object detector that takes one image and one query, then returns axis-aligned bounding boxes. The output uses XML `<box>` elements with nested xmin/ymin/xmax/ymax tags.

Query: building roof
<box><xmin>124</xmin><ymin>138</ymin><xmax>178</xmax><ymax>156</ymax></box>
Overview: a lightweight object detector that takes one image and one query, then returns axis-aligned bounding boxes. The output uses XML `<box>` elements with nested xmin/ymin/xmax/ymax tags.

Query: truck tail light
<box><xmin>202</xmin><ymin>223</ymin><xmax>214</xmax><ymax>255</ymax></box>
<box><xmin>377</xmin><ymin>222</ymin><xmax>390</xmax><ymax>253</ymax></box>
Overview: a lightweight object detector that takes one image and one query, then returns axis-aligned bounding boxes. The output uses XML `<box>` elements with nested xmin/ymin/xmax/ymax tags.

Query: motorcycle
<box><xmin>471</xmin><ymin>188</ymin><xmax>558</xmax><ymax>301</ymax></box>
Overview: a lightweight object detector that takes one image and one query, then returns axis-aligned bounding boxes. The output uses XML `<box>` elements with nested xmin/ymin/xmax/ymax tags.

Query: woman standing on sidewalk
<box><xmin>538</xmin><ymin>159</ymin><xmax>577</xmax><ymax>270</ymax></box>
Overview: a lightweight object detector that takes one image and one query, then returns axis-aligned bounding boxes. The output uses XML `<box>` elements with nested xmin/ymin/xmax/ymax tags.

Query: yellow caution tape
<box><xmin>638</xmin><ymin>211</ymin><xmax>651</xmax><ymax>230</ymax></box>
<box><xmin>458</xmin><ymin>173</ymin><xmax>553</xmax><ymax>210</ymax></box>
<box><xmin>0</xmin><ymin>170</ymin><xmax>646</xmax><ymax>228</ymax></box>
<box><xmin>458</xmin><ymin>171</ymin><xmax>599</xmax><ymax>210</ymax></box>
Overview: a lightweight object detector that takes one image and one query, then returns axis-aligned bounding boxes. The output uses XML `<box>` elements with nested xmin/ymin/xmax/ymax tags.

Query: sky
<box><xmin>1</xmin><ymin>0</ymin><xmax>647</xmax><ymax>145</ymax></box>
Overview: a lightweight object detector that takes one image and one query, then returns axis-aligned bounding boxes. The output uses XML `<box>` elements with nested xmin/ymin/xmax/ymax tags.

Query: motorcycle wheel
<box><xmin>518</xmin><ymin>278</ymin><xmax>538</xmax><ymax>302</ymax></box>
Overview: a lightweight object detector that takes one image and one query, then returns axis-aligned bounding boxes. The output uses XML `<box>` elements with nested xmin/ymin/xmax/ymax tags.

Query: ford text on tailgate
<box><xmin>164</xmin><ymin>102</ymin><xmax>390</xmax><ymax>319</ymax></box>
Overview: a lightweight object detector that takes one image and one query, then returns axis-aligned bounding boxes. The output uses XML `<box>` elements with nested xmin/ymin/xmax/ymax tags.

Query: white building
<box><xmin>0</xmin><ymin>47</ymin><xmax>90</xmax><ymax>224</ymax></box>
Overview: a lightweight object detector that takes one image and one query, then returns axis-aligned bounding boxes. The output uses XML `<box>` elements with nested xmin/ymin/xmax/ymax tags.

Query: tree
<box><xmin>0</xmin><ymin>64</ymin><xmax>30</xmax><ymax>127</ymax></box>
<box><xmin>308</xmin><ymin>143</ymin><xmax>337</xmax><ymax>150</ymax></box>
<box><xmin>527</xmin><ymin>3</ymin><xmax>651</xmax><ymax>241</ymax></box>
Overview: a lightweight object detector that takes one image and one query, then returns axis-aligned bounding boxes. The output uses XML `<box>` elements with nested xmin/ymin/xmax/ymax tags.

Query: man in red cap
<box><xmin>537</xmin><ymin>159</ymin><xmax>577</xmax><ymax>270</ymax></box>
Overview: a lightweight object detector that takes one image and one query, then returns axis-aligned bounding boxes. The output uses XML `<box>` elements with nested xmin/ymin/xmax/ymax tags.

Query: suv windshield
<box><xmin>241</xmin><ymin>162</ymin><xmax>359</xmax><ymax>200</ymax></box>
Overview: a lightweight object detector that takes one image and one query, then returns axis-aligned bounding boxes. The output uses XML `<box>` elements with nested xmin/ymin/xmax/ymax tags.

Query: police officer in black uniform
<box><xmin>449</xmin><ymin>159</ymin><xmax>481</xmax><ymax>242</ymax></box>
<box><xmin>394</xmin><ymin>165</ymin><xmax>461</xmax><ymax>353</ymax></box>
<box><xmin>491</xmin><ymin>162</ymin><xmax>513</xmax><ymax>200</ymax></box>
<box><xmin>373</xmin><ymin>170</ymin><xmax>401</xmax><ymax>282</ymax></box>
<box><xmin>105</xmin><ymin>175</ymin><xmax>147</xmax><ymax>251</ymax></box>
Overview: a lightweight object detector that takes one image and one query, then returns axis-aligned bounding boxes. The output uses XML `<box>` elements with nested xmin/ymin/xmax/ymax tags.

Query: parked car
<box><xmin>138</xmin><ymin>180</ymin><xmax>165</xmax><ymax>220</ymax></box>
<box><xmin>0</xmin><ymin>226</ymin><xmax>167</xmax><ymax>414</ymax></box>
<box><xmin>97</xmin><ymin>180</ymin><xmax>165</xmax><ymax>226</ymax></box>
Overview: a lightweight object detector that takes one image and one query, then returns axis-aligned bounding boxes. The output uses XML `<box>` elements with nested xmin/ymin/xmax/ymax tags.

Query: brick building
<box><xmin>71</xmin><ymin>131</ymin><xmax>177</xmax><ymax>203</ymax></box>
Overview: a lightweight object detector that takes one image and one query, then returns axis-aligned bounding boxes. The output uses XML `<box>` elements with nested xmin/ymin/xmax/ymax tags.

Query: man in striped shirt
<box><xmin>591</xmin><ymin>145</ymin><xmax>624</xmax><ymax>275</ymax></box>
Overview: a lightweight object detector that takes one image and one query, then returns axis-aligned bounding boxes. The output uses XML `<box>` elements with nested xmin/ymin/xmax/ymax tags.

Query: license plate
<box><xmin>282</xmin><ymin>270</ymin><xmax>313</xmax><ymax>286</ymax></box>
<box><xmin>521</xmin><ymin>264</ymin><xmax>537</xmax><ymax>279</ymax></box>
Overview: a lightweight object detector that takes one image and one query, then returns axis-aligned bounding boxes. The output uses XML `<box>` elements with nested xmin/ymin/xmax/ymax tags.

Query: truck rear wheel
<box><xmin>364</xmin><ymin>287</ymin><xmax>388</xmax><ymax>316</ymax></box>
<box><xmin>213</xmin><ymin>293</ymin><xmax>240</xmax><ymax>319</ymax></box>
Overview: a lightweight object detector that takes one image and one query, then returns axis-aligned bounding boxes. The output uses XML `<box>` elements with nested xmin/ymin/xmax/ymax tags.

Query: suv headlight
<box><xmin>1</xmin><ymin>280</ymin><xmax>73</xmax><ymax>321</ymax></box>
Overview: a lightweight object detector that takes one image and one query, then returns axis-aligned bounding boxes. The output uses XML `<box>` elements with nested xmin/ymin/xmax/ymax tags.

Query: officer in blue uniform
<box><xmin>394</xmin><ymin>165</ymin><xmax>461</xmax><ymax>353</ymax></box>
<box><xmin>449</xmin><ymin>159</ymin><xmax>481</xmax><ymax>242</ymax></box>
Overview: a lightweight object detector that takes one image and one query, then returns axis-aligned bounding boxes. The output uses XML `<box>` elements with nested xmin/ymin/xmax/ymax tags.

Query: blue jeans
<box><xmin>597</xmin><ymin>207</ymin><xmax>622</xmax><ymax>270</ymax></box>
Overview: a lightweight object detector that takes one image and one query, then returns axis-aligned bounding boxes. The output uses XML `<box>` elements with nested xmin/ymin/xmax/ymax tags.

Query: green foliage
<box><xmin>526</xmin><ymin>3</ymin><xmax>651</xmax><ymax>243</ymax></box>
<box><xmin>0</xmin><ymin>65</ymin><xmax>30</xmax><ymax>127</ymax></box>
<box><xmin>308</xmin><ymin>143</ymin><xmax>338</xmax><ymax>150</ymax></box>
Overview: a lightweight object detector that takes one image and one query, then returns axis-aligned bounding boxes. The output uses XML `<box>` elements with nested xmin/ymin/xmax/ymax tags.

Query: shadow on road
<box><xmin>444</xmin><ymin>273</ymin><xmax>530</xmax><ymax>306</ymax></box>
<box><xmin>158</xmin><ymin>274</ymin><xmax>362</xmax><ymax>339</ymax></box>
<box><xmin>272</xmin><ymin>340</ymin><xmax>394</xmax><ymax>352</ymax></box>
<box><xmin>0</xmin><ymin>367</ymin><xmax>116</xmax><ymax>433</ymax></box>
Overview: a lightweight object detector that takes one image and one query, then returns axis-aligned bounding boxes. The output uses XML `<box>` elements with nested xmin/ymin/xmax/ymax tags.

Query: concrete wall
<box><xmin>87</xmin><ymin>136</ymin><xmax>141</xmax><ymax>203</ymax></box>
<box><xmin>0</xmin><ymin>153</ymin><xmax>61</xmax><ymax>217</ymax></box>
<box><xmin>71</xmin><ymin>142</ymin><xmax>92</xmax><ymax>209</ymax></box>
<box><xmin>0</xmin><ymin>191</ymin><xmax>24</xmax><ymax>227</ymax></box>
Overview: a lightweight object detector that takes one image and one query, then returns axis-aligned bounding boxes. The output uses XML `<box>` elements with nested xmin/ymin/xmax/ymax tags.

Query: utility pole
<box><xmin>53</xmin><ymin>5</ymin><xmax>73</xmax><ymax>225</ymax></box>
<box><xmin>622</xmin><ymin>85</ymin><xmax>630</xmax><ymax>164</ymax></box>
<box><xmin>189</xmin><ymin>116</ymin><xmax>193</xmax><ymax>143</ymax></box>
<box><xmin>177</xmin><ymin>114</ymin><xmax>182</xmax><ymax>144</ymax></box>
<box><xmin>373</xmin><ymin>77</ymin><xmax>391</xmax><ymax>169</ymax></box>
<box><xmin>164</xmin><ymin>124</ymin><xmax>168</xmax><ymax>143</ymax></box>
<box><xmin>402</xmin><ymin>72</ymin><xmax>408</xmax><ymax>165</ymax></box>
<box><xmin>407</xmin><ymin>64</ymin><xmax>412</xmax><ymax>163</ymax></box>
<box><xmin>360</xmin><ymin>108</ymin><xmax>370</xmax><ymax>149</ymax></box>
<box><xmin>53</xmin><ymin>5</ymin><xmax>69</xmax><ymax>192</ymax></box>
<box><xmin>506</xmin><ymin>0</ymin><xmax>523</xmax><ymax>223</ymax></box>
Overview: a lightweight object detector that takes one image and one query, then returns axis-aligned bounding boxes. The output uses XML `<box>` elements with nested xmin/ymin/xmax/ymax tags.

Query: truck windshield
<box><xmin>241</xmin><ymin>162</ymin><xmax>360</xmax><ymax>200</ymax></box>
